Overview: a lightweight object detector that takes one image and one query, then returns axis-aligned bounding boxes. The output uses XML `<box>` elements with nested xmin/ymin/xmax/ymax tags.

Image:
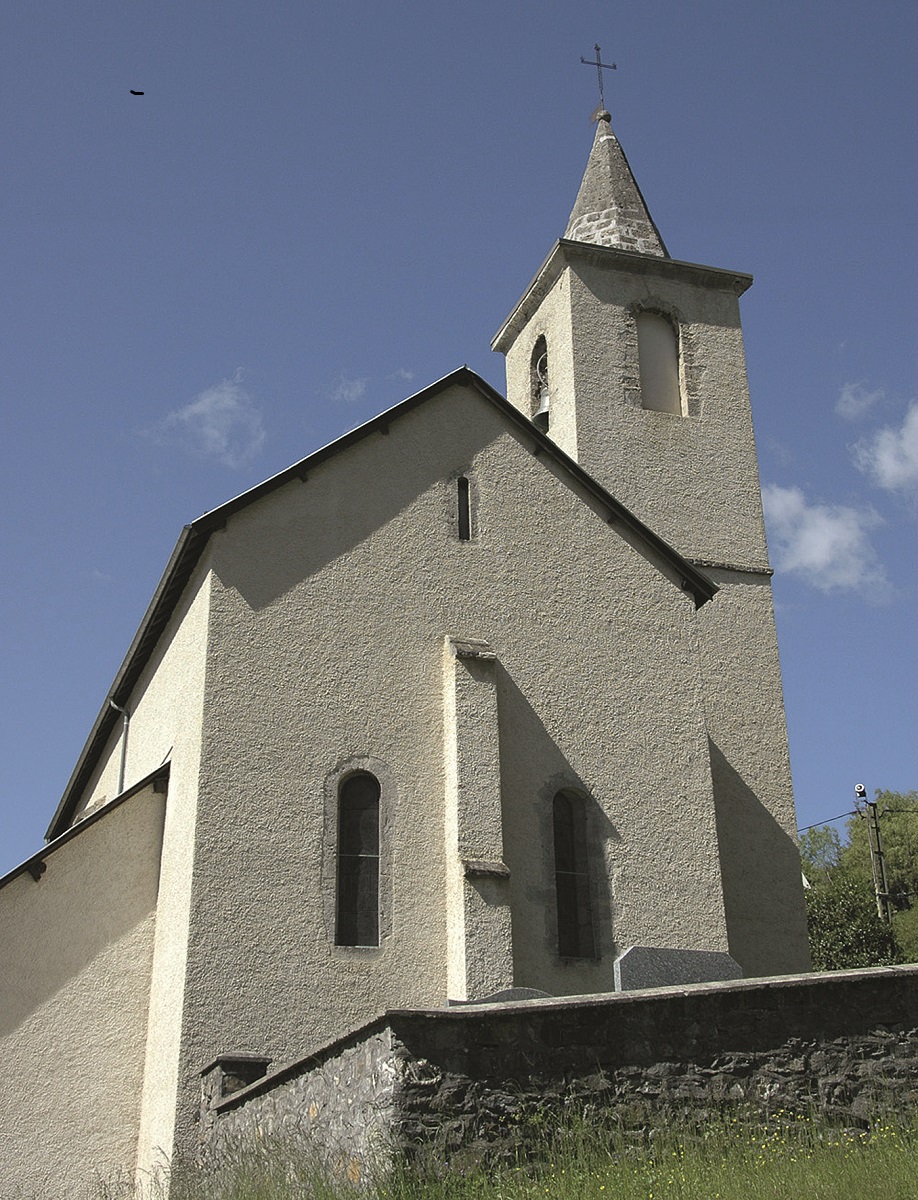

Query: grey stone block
<box><xmin>448</xmin><ymin>987</ymin><xmax>552</xmax><ymax>1007</ymax></box>
<box><xmin>613</xmin><ymin>946</ymin><xmax>742</xmax><ymax>991</ymax></box>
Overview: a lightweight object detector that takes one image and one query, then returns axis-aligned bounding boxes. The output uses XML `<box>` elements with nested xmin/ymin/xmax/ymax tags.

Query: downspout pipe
<box><xmin>109</xmin><ymin>700</ymin><xmax>130</xmax><ymax>796</ymax></box>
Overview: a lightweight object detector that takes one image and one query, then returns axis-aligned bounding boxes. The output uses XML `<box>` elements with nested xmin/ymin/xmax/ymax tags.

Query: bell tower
<box><xmin>493</xmin><ymin>110</ymin><xmax>810</xmax><ymax>976</ymax></box>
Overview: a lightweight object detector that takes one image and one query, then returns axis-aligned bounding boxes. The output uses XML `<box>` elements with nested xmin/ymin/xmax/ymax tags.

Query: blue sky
<box><xmin>1</xmin><ymin>1</ymin><xmax>915</xmax><ymax>875</ymax></box>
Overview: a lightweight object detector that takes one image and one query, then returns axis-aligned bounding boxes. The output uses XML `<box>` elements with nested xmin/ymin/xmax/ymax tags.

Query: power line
<box><xmin>798</xmin><ymin>810</ymin><xmax>856</xmax><ymax>833</ymax></box>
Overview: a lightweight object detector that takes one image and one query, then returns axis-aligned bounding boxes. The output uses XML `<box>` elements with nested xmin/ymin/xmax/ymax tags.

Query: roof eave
<box><xmin>46</xmin><ymin>369</ymin><xmax>489</xmax><ymax>839</ymax></box>
<box><xmin>492</xmin><ymin>239</ymin><xmax>753</xmax><ymax>353</ymax></box>
<box><xmin>47</xmin><ymin>366</ymin><xmax>715</xmax><ymax>839</ymax></box>
<box><xmin>45</xmin><ymin>527</ymin><xmax>204</xmax><ymax>839</ymax></box>
<box><xmin>32</xmin><ymin>763</ymin><xmax>171</xmax><ymax>883</ymax></box>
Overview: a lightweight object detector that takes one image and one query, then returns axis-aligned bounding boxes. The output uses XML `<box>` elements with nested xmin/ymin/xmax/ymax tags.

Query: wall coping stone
<box><xmin>211</xmin><ymin>965</ymin><xmax>918</xmax><ymax>1116</ymax></box>
<box><xmin>203</xmin><ymin>965</ymin><xmax>918</xmax><ymax>1174</ymax></box>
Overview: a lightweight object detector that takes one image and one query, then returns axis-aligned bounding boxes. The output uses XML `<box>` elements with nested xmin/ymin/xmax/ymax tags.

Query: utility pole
<box><xmin>856</xmin><ymin>783</ymin><xmax>891</xmax><ymax>923</ymax></box>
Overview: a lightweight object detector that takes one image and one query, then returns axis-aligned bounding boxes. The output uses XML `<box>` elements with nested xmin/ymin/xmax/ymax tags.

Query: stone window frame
<box><xmin>623</xmin><ymin>299</ymin><xmax>700</xmax><ymax>418</ymax></box>
<box><xmin>322</xmin><ymin>755</ymin><xmax>397</xmax><ymax>956</ymax></box>
<box><xmin>335</xmin><ymin>771</ymin><xmax>381</xmax><ymax>947</ymax></box>
<box><xmin>552</xmin><ymin>787</ymin><xmax>598</xmax><ymax>960</ymax></box>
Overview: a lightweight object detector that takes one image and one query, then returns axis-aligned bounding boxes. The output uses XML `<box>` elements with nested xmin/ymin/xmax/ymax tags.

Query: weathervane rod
<box><xmin>580</xmin><ymin>42</ymin><xmax>616</xmax><ymax>111</ymax></box>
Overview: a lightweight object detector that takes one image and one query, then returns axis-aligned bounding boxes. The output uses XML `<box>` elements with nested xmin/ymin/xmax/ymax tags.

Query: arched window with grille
<box><xmin>335</xmin><ymin>772</ymin><xmax>380</xmax><ymax>946</ymax></box>
<box><xmin>552</xmin><ymin>790</ymin><xmax>596</xmax><ymax>958</ymax></box>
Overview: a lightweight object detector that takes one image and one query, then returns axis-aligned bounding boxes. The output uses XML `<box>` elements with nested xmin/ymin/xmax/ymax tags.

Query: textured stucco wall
<box><xmin>167</xmin><ymin>382</ymin><xmax>727</xmax><ymax>1156</ymax></box>
<box><xmin>444</xmin><ymin>642</ymin><xmax>513</xmax><ymax>1000</ymax></box>
<box><xmin>568</xmin><ymin>262</ymin><xmax>767</xmax><ymax>568</ymax></box>
<box><xmin>698</xmin><ymin>569</ymin><xmax>810</xmax><ymax>972</ymax></box>
<box><xmin>503</xmin><ymin>270</ymin><xmax>578</xmax><ymax>458</ymax></box>
<box><xmin>498</xmin><ymin>250</ymin><xmax>808</xmax><ymax>977</ymax></box>
<box><xmin>62</xmin><ymin>568</ymin><xmax>212</xmax><ymax>1183</ymax></box>
<box><xmin>0</xmin><ymin>784</ymin><xmax>165</xmax><ymax>1200</ymax></box>
<box><xmin>72</xmin><ymin>570</ymin><xmax>212</xmax><ymax>824</ymax></box>
<box><xmin>503</xmin><ymin>257</ymin><xmax>768</xmax><ymax>568</ymax></box>
<box><xmin>131</xmin><ymin>572</ymin><xmax>212</xmax><ymax>1183</ymax></box>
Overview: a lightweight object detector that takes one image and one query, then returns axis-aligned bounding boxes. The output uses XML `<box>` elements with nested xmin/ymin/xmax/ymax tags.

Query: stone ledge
<box><xmin>202</xmin><ymin>963</ymin><xmax>918</xmax><ymax>1176</ymax></box>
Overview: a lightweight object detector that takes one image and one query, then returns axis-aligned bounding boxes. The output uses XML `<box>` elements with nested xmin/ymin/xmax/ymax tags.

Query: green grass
<box><xmin>136</xmin><ymin>1110</ymin><xmax>918</xmax><ymax>1200</ymax></box>
<box><xmin>378</xmin><ymin>1111</ymin><xmax>918</xmax><ymax>1200</ymax></box>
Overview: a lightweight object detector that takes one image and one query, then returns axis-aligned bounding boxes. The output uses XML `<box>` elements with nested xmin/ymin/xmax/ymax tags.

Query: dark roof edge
<box><xmin>492</xmin><ymin>240</ymin><xmax>753</xmax><ymax>353</ymax></box>
<box><xmin>460</xmin><ymin>375</ymin><xmax>718</xmax><ymax>606</ymax></box>
<box><xmin>555</xmin><ymin>238</ymin><xmax>754</xmax><ymax>290</ymax></box>
<box><xmin>688</xmin><ymin>557</ymin><xmax>774</xmax><ymax>578</ymax></box>
<box><xmin>14</xmin><ymin>763</ymin><xmax>169</xmax><ymax>890</ymax></box>
<box><xmin>47</xmin><ymin>367</ymin><xmax>714</xmax><ymax>839</ymax></box>
<box><xmin>45</xmin><ymin>523</ymin><xmax>203</xmax><ymax>838</ymax></box>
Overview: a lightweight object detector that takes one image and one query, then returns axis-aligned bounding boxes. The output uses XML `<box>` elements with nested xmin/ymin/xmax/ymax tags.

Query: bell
<box><xmin>534</xmin><ymin>383</ymin><xmax>550</xmax><ymax>431</ymax></box>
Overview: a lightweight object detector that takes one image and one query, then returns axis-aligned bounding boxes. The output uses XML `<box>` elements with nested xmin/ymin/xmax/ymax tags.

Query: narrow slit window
<box><xmin>636</xmin><ymin>311</ymin><xmax>682</xmax><ymax>415</ymax></box>
<box><xmin>457</xmin><ymin>476</ymin><xmax>471</xmax><ymax>541</ymax></box>
<box><xmin>336</xmin><ymin>772</ymin><xmax>380</xmax><ymax>946</ymax></box>
<box><xmin>553</xmin><ymin>791</ymin><xmax>596</xmax><ymax>958</ymax></box>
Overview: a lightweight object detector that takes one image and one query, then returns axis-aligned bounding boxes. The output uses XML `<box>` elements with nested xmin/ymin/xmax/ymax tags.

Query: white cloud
<box><xmin>853</xmin><ymin>401</ymin><xmax>918</xmax><ymax>496</ymax></box>
<box><xmin>763</xmin><ymin>436</ymin><xmax>795</xmax><ymax>469</ymax></box>
<box><xmin>836</xmin><ymin>381</ymin><xmax>884</xmax><ymax>421</ymax></box>
<box><xmin>762</xmin><ymin>483</ymin><xmax>890</xmax><ymax>598</ymax></box>
<box><xmin>158</xmin><ymin>372</ymin><xmax>266</xmax><ymax>468</ymax></box>
<box><xmin>329</xmin><ymin>369</ymin><xmax>414</xmax><ymax>405</ymax></box>
<box><xmin>331</xmin><ymin>374</ymin><xmax>368</xmax><ymax>404</ymax></box>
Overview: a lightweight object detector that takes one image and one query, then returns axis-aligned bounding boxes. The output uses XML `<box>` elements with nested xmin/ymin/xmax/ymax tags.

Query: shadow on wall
<box><xmin>496</xmin><ymin>667</ymin><xmax>619</xmax><ymax>990</ymax></box>
<box><xmin>210</xmin><ymin>389</ymin><xmax>504</xmax><ymax>614</ymax></box>
<box><xmin>0</xmin><ymin>788</ymin><xmax>165</xmax><ymax>1039</ymax></box>
<box><xmin>709</xmin><ymin>739</ymin><xmax>810</xmax><ymax>976</ymax></box>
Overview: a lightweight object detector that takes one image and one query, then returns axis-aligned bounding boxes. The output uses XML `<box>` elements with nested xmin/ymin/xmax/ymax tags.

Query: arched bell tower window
<box><xmin>636</xmin><ymin>311</ymin><xmax>682</xmax><ymax>415</ymax></box>
<box><xmin>552</xmin><ymin>790</ymin><xmax>596</xmax><ymax>958</ymax></box>
<box><xmin>336</xmin><ymin>771</ymin><xmax>380</xmax><ymax>947</ymax></box>
<box><xmin>529</xmin><ymin>336</ymin><xmax>550</xmax><ymax>432</ymax></box>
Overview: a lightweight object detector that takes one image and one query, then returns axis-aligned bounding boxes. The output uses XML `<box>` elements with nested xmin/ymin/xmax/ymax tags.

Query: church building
<box><xmin>0</xmin><ymin>108</ymin><xmax>810</xmax><ymax>1197</ymax></box>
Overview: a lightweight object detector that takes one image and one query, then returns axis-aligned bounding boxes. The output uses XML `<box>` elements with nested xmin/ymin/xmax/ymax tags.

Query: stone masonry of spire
<box><xmin>564</xmin><ymin>111</ymin><xmax>669</xmax><ymax>257</ymax></box>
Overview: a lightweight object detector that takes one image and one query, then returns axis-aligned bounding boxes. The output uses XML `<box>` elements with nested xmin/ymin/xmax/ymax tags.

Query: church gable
<box><xmin>198</xmin><ymin>367</ymin><xmax>715</xmax><ymax>609</ymax></box>
<box><xmin>204</xmin><ymin>375</ymin><xmax>705</xmax><ymax>618</ymax></box>
<box><xmin>171</xmin><ymin>377</ymin><xmax>725</xmax><ymax>1064</ymax></box>
<box><xmin>197</xmin><ymin>379</ymin><xmax>711</xmax><ymax>824</ymax></box>
<box><xmin>46</xmin><ymin>369</ymin><xmax>712</xmax><ymax>847</ymax></box>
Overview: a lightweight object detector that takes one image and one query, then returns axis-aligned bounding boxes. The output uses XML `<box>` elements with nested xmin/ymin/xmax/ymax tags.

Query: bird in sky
<box><xmin>130</xmin><ymin>89</ymin><xmax>144</xmax><ymax>96</ymax></box>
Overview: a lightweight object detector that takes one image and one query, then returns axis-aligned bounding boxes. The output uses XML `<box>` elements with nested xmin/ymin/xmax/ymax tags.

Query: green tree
<box><xmin>840</xmin><ymin>791</ymin><xmax>918</xmax><ymax>962</ymax></box>
<box><xmin>842</xmin><ymin>790</ymin><xmax>918</xmax><ymax>909</ymax></box>
<box><xmin>799</xmin><ymin>825</ymin><xmax>844</xmax><ymax>885</ymax></box>
<box><xmin>800</xmin><ymin>790</ymin><xmax>918</xmax><ymax>968</ymax></box>
<box><xmin>892</xmin><ymin>903</ymin><xmax>918</xmax><ymax>964</ymax></box>
<box><xmin>805</xmin><ymin>874</ymin><xmax>902</xmax><ymax>970</ymax></box>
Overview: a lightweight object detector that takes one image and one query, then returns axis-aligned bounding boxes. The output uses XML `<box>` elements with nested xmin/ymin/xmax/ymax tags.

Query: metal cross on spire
<box><xmin>580</xmin><ymin>43</ymin><xmax>617</xmax><ymax>112</ymax></box>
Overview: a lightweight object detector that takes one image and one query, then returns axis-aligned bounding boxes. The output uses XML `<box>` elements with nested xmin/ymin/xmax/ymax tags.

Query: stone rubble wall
<box><xmin>206</xmin><ymin>1026</ymin><xmax>399</xmax><ymax>1184</ymax></box>
<box><xmin>204</xmin><ymin>966</ymin><xmax>918</xmax><ymax>1175</ymax></box>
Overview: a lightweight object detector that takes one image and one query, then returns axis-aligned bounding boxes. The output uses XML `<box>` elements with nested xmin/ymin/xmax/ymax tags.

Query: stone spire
<box><xmin>564</xmin><ymin>110</ymin><xmax>669</xmax><ymax>257</ymax></box>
